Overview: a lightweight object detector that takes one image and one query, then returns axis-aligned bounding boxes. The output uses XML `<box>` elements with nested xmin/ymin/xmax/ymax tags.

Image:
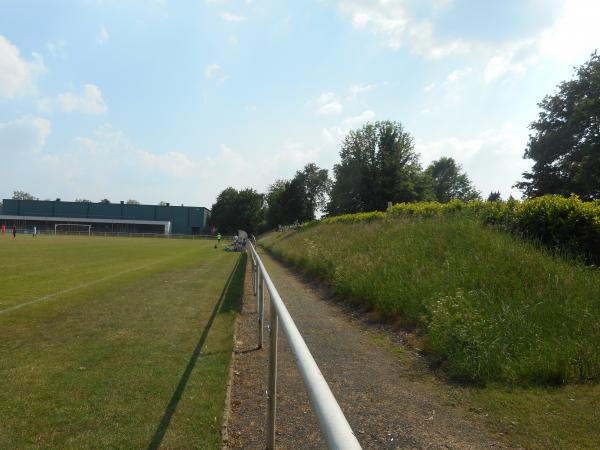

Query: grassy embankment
<box><xmin>0</xmin><ymin>235</ymin><xmax>245</xmax><ymax>449</ymax></box>
<box><xmin>259</xmin><ymin>216</ymin><xmax>600</xmax><ymax>448</ymax></box>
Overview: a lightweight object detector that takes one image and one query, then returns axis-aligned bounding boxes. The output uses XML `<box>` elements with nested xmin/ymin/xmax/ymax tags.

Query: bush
<box><xmin>311</xmin><ymin>195</ymin><xmax>600</xmax><ymax>263</ymax></box>
<box><xmin>512</xmin><ymin>196</ymin><xmax>600</xmax><ymax>261</ymax></box>
<box><xmin>321</xmin><ymin>211</ymin><xmax>386</xmax><ymax>224</ymax></box>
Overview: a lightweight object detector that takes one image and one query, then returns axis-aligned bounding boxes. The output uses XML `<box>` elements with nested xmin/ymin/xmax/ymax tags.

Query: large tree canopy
<box><xmin>210</xmin><ymin>187</ymin><xmax>264</xmax><ymax>234</ymax></box>
<box><xmin>265</xmin><ymin>163</ymin><xmax>331</xmax><ymax>228</ymax></box>
<box><xmin>516</xmin><ymin>52</ymin><xmax>600</xmax><ymax>199</ymax></box>
<box><xmin>426</xmin><ymin>157</ymin><xmax>481</xmax><ymax>202</ymax></box>
<box><xmin>328</xmin><ymin>121</ymin><xmax>432</xmax><ymax>214</ymax></box>
<box><xmin>12</xmin><ymin>191</ymin><xmax>37</xmax><ymax>200</ymax></box>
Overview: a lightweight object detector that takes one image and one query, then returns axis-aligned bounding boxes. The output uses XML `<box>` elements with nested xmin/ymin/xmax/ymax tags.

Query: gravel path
<box><xmin>224</xmin><ymin>250</ymin><xmax>511</xmax><ymax>449</ymax></box>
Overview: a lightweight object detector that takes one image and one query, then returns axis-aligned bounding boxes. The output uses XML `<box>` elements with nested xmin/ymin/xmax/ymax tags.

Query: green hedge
<box><xmin>317</xmin><ymin>196</ymin><xmax>600</xmax><ymax>263</ymax></box>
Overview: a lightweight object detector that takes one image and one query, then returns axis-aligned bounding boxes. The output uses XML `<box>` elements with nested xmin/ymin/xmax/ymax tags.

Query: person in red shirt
<box><xmin>12</xmin><ymin>225</ymin><xmax>16</xmax><ymax>238</ymax></box>
<box><xmin>1</xmin><ymin>224</ymin><xmax>5</xmax><ymax>237</ymax></box>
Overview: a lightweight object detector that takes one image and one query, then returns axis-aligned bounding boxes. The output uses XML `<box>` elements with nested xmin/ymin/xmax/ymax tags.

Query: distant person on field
<box><xmin>13</xmin><ymin>225</ymin><xmax>17</xmax><ymax>238</ymax></box>
<box><xmin>33</xmin><ymin>226</ymin><xmax>37</xmax><ymax>238</ymax></box>
<box><xmin>217</xmin><ymin>232</ymin><xmax>222</xmax><ymax>246</ymax></box>
<box><xmin>1</xmin><ymin>224</ymin><xmax>5</xmax><ymax>237</ymax></box>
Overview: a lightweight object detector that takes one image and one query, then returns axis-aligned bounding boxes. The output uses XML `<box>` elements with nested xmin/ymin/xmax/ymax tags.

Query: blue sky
<box><xmin>1</xmin><ymin>0</ymin><xmax>599</xmax><ymax>207</ymax></box>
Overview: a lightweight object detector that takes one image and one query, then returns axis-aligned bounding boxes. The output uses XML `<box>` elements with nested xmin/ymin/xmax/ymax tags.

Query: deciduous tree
<box><xmin>426</xmin><ymin>157</ymin><xmax>480</xmax><ymax>202</ymax></box>
<box><xmin>328</xmin><ymin>121</ymin><xmax>432</xmax><ymax>214</ymax></box>
<box><xmin>12</xmin><ymin>191</ymin><xmax>37</xmax><ymax>200</ymax></box>
<box><xmin>516</xmin><ymin>52</ymin><xmax>600</xmax><ymax>199</ymax></box>
<box><xmin>487</xmin><ymin>191</ymin><xmax>502</xmax><ymax>202</ymax></box>
<box><xmin>211</xmin><ymin>187</ymin><xmax>264</xmax><ymax>234</ymax></box>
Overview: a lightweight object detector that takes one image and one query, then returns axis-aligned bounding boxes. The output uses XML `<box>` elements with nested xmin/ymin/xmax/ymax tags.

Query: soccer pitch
<box><xmin>0</xmin><ymin>235</ymin><xmax>244</xmax><ymax>449</ymax></box>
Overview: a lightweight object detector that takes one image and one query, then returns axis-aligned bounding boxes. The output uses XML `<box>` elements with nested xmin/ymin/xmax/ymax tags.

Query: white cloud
<box><xmin>483</xmin><ymin>40</ymin><xmax>537</xmax><ymax>84</ymax></box>
<box><xmin>220</xmin><ymin>12</ymin><xmax>246</xmax><ymax>22</ymax></box>
<box><xmin>423</xmin><ymin>67</ymin><xmax>471</xmax><ymax>95</ymax></box>
<box><xmin>270</xmin><ymin>141</ymin><xmax>320</xmax><ymax>167</ymax></box>
<box><xmin>424</xmin><ymin>81</ymin><xmax>436</xmax><ymax>93</ymax></box>
<box><xmin>37</xmin><ymin>97</ymin><xmax>52</xmax><ymax>113</ymax></box>
<box><xmin>415</xmin><ymin>124</ymin><xmax>530</xmax><ymax>198</ymax></box>
<box><xmin>316</xmin><ymin>92</ymin><xmax>343</xmax><ymax>115</ymax></box>
<box><xmin>58</xmin><ymin>84</ymin><xmax>108</xmax><ymax>114</ymax></box>
<box><xmin>0</xmin><ymin>119</ymin><xmax>332</xmax><ymax>206</ymax></box>
<box><xmin>539</xmin><ymin>0</ymin><xmax>600</xmax><ymax>62</ymax></box>
<box><xmin>228</xmin><ymin>34</ymin><xmax>239</xmax><ymax>45</ymax></box>
<box><xmin>416</xmin><ymin>124</ymin><xmax>527</xmax><ymax>169</ymax></box>
<box><xmin>343</xmin><ymin>109</ymin><xmax>375</xmax><ymax>127</ymax></box>
<box><xmin>348</xmin><ymin>83</ymin><xmax>375</xmax><ymax>99</ymax></box>
<box><xmin>204</xmin><ymin>63</ymin><xmax>230</xmax><ymax>84</ymax></box>
<box><xmin>338</xmin><ymin>0</ymin><xmax>470</xmax><ymax>58</ymax></box>
<box><xmin>483</xmin><ymin>0</ymin><xmax>600</xmax><ymax>84</ymax></box>
<box><xmin>339</xmin><ymin>0</ymin><xmax>599</xmax><ymax>80</ymax></box>
<box><xmin>0</xmin><ymin>116</ymin><xmax>51</xmax><ymax>155</ymax></box>
<box><xmin>73</xmin><ymin>136</ymin><xmax>99</xmax><ymax>154</ymax></box>
<box><xmin>141</xmin><ymin>150</ymin><xmax>197</xmax><ymax>177</ymax></box>
<box><xmin>322</xmin><ymin>110</ymin><xmax>376</xmax><ymax>144</ymax></box>
<box><xmin>322</xmin><ymin>126</ymin><xmax>346</xmax><ymax>144</ymax></box>
<box><xmin>446</xmin><ymin>67</ymin><xmax>472</xmax><ymax>83</ymax></box>
<box><xmin>0</xmin><ymin>35</ymin><xmax>46</xmax><ymax>99</ymax></box>
<box><xmin>432</xmin><ymin>0</ymin><xmax>454</xmax><ymax>13</ymax></box>
<box><xmin>97</xmin><ymin>25</ymin><xmax>109</xmax><ymax>44</ymax></box>
<box><xmin>246</xmin><ymin>105</ymin><xmax>257</xmax><ymax>112</ymax></box>
<box><xmin>204</xmin><ymin>63</ymin><xmax>221</xmax><ymax>78</ymax></box>
<box><xmin>46</xmin><ymin>39</ymin><xmax>67</xmax><ymax>58</ymax></box>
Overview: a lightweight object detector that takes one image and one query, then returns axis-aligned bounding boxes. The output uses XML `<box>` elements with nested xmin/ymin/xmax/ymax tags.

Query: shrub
<box><xmin>310</xmin><ymin>195</ymin><xmax>600</xmax><ymax>263</ymax></box>
<box><xmin>512</xmin><ymin>195</ymin><xmax>600</xmax><ymax>261</ymax></box>
<box><xmin>321</xmin><ymin>211</ymin><xmax>386</xmax><ymax>224</ymax></box>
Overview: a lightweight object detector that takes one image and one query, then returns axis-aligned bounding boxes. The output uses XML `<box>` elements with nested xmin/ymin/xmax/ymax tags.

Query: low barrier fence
<box><xmin>248</xmin><ymin>241</ymin><xmax>361</xmax><ymax>450</ymax></box>
<box><xmin>2</xmin><ymin>229</ymin><xmax>233</xmax><ymax>240</ymax></box>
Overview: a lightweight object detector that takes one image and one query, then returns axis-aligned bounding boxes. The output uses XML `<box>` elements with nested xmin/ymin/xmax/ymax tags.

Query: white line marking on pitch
<box><xmin>0</xmin><ymin>250</ymin><xmax>209</xmax><ymax>315</ymax></box>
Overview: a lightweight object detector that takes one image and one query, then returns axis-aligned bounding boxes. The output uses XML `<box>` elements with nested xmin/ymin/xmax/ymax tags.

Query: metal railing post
<box><xmin>267</xmin><ymin>307</ymin><xmax>279</xmax><ymax>449</ymax></box>
<box><xmin>253</xmin><ymin>259</ymin><xmax>258</xmax><ymax>296</ymax></box>
<box><xmin>258</xmin><ymin>270</ymin><xmax>264</xmax><ymax>349</ymax></box>
<box><xmin>251</xmin><ymin>254</ymin><xmax>256</xmax><ymax>295</ymax></box>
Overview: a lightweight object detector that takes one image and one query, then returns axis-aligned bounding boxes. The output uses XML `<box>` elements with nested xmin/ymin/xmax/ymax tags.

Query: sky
<box><xmin>1</xmin><ymin>0</ymin><xmax>599</xmax><ymax>207</ymax></box>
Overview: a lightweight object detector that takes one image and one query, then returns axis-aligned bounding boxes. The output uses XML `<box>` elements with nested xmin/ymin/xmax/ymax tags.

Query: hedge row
<box><xmin>311</xmin><ymin>196</ymin><xmax>600</xmax><ymax>263</ymax></box>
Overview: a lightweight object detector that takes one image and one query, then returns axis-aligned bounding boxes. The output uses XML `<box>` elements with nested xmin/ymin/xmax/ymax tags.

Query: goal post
<box><xmin>54</xmin><ymin>223</ymin><xmax>92</xmax><ymax>236</ymax></box>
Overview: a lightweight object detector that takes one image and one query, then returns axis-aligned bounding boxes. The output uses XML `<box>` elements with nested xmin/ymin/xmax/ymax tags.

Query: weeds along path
<box><xmin>225</xmin><ymin>249</ymin><xmax>509</xmax><ymax>449</ymax></box>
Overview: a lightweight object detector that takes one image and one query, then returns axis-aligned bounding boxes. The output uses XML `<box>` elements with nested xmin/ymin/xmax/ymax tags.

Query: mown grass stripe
<box><xmin>148</xmin><ymin>253</ymin><xmax>243</xmax><ymax>449</ymax></box>
<box><xmin>0</xmin><ymin>249</ymin><xmax>200</xmax><ymax>315</ymax></box>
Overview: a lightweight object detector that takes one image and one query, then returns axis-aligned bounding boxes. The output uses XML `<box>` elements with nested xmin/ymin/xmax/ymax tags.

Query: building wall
<box><xmin>1</xmin><ymin>199</ymin><xmax>210</xmax><ymax>234</ymax></box>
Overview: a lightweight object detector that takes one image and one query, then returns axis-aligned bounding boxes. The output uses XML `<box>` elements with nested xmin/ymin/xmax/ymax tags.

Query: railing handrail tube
<box><xmin>248</xmin><ymin>242</ymin><xmax>361</xmax><ymax>450</ymax></box>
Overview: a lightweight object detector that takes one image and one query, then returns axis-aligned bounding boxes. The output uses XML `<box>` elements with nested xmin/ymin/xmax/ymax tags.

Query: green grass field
<box><xmin>0</xmin><ymin>235</ymin><xmax>244</xmax><ymax>449</ymax></box>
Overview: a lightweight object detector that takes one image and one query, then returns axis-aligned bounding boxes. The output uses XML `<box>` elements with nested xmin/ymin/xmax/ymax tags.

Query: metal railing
<box><xmin>248</xmin><ymin>242</ymin><xmax>362</xmax><ymax>450</ymax></box>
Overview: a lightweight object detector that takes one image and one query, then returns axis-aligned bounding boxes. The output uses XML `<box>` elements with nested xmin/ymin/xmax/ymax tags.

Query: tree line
<box><xmin>212</xmin><ymin>52</ymin><xmax>600</xmax><ymax>234</ymax></box>
<box><xmin>210</xmin><ymin>121</ymin><xmax>481</xmax><ymax>234</ymax></box>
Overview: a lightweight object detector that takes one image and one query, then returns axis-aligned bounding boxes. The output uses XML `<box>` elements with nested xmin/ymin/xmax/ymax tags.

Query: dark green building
<box><xmin>0</xmin><ymin>199</ymin><xmax>210</xmax><ymax>235</ymax></box>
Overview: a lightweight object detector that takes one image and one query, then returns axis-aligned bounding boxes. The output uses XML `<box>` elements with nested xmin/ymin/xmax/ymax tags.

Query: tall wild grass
<box><xmin>260</xmin><ymin>216</ymin><xmax>600</xmax><ymax>385</ymax></box>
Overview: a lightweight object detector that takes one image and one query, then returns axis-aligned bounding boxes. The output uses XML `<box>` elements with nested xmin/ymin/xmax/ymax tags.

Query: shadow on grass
<box><xmin>147</xmin><ymin>253</ymin><xmax>246</xmax><ymax>450</ymax></box>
